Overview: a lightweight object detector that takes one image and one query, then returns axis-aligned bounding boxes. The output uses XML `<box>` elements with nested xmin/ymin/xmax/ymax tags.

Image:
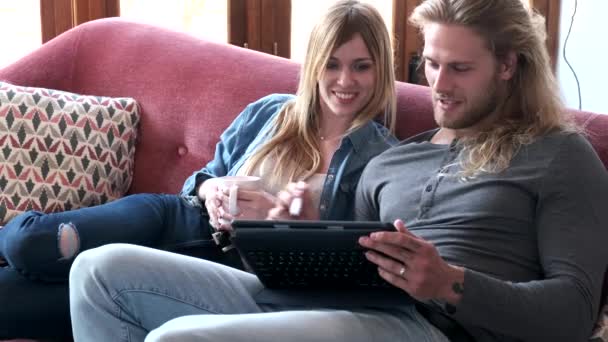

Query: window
<box><xmin>120</xmin><ymin>0</ymin><xmax>227</xmax><ymax>43</ymax></box>
<box><xmin>290</xmin><ymin>0</ymin><xmax>393</xmax><ymax>63</ymax></box>
<box><xmin>0</xmin><ymin>0</ymin><xmax>41</xmax><ymax>67</ymax></box>
<box><xmin>10</xmin><ymin>0</ymin><xmax>560</xmax><ymax>84</ymax></box>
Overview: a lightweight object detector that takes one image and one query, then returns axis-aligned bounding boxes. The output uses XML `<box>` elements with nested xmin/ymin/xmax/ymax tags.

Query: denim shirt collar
<box><xmin>344</xmin><ymin>120</ymin><xmax>390</xmax><ymax>155</ymax></box>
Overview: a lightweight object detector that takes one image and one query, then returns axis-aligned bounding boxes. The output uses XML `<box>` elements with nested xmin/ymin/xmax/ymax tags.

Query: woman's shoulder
<box><xmin>369</xmin><ymin>121</ymin><xmax>398</xmax><ymax>145</ymax></box>
<box><xmin>347</xmin><ymin>121</ymin><xmax>398</xmax><ymax>161</ymax></box>
<box><xmin>238</xmin><ymin>94</ymin><xmax>296</xmax><ymax>126</ymax></box>
<box><xmin>250</xmin><ymin>93</ymin><xmax>296</xmax><ymax>108</ymax></box>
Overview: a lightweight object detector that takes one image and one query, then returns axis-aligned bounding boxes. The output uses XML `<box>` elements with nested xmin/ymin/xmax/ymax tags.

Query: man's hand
<box><xmin>267</xmin><ymin>181</ymin><xmax>319</xmax><ymax>221</ymax></box>
<box><xmin>359</xmin><ymin>219</ymin><xmax>465</xmax><ymax>305</ymax></box>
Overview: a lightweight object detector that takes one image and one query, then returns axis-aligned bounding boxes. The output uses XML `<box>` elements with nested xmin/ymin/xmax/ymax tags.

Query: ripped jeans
<box><xmin>0</xmin><ymin>193</ymin><xmax>231</xmax><ymax>339</ymax></box>
<box><xmin>0</xmin><ymin>193</ymin><xmax>219</xmax><ymax>282</ymax></box>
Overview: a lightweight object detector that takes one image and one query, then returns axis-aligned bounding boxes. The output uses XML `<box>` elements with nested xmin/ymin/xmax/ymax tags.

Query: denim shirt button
<box><xmin>327</xmin><ymin>174</ymin><xmax>335</xmax><ymax>181</ymax></box>
<box><xmin>320</xmin><ymin>204</ymin><xmax>327</xmax><ymax>211</ymax></box>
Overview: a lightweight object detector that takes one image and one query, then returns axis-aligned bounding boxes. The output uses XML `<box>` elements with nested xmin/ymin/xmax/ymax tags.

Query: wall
<box><xmin>557</xmin><ymin>0</ymin><xmax>607</xmax><ymax>114</ymax></box>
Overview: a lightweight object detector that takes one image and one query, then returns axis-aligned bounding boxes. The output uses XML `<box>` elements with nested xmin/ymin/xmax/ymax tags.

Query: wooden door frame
<box><xmin>228</xmin><ymin>0</ymin><xmax>291</xmax><ymax>58</ymax></box>
<box><xmin>529</xmin><ymin>0</ymin><xmax>561</xmax><ymax>70</ymax></box>
<box><xmin>40</xmin><ymin>0</ymin><xmax>559</xmax><ymax>77</ymax></box>
<box><xmin>40</xmin><ymin>0</ymin><xmax>120</xmax><ymax>43</ymax></box>
<box><xmin>393</xmin><ymin>0</ymin><xmax>422</xmax><ymax>83</ymax></box>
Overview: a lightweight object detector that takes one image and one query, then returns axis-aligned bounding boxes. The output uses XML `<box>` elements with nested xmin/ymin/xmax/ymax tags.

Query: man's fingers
<box><xmin>362</xmin><ymin>238</ymin><xmax>413</xmax><ymax>263</ymax></box>
<box><xmin>369</xmin><ymin>229</ymin><xmax>422</xmax><ymax>252</ymax></box>
<box><xmin>364</xmin><ymin>251</ymin><xmax>410</xmax><ymax>292</ymax></box>
<box><xmin>365</xmin><ymin>250</ymin><xmax>408</xmax><ymax>273</ymax></box>
<box><xmin>377</xmin><ymin>268</ymin><xmax>409</xmax><ymax>291</ymax></box>
<box><xmin>393</xmin><ymin>219</ymin><xmax>416</xmax><ymax>237</ymax></box>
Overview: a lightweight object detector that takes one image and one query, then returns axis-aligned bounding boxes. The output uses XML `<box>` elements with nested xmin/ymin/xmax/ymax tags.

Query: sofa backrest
<box><xmin>0</xmin><ymin>18</ymin><xmax>606</xmax><ymax>195</ymax></box>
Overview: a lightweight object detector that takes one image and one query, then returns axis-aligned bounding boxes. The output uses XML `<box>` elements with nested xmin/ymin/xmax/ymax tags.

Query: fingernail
<box><xmin>289</xmin><ymin>197</ymin><xmax>302</xmax><ymax>216</ymax></box>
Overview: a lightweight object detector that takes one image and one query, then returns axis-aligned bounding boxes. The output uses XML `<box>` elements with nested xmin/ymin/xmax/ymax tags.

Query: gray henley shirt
<box><xmin>355</xmin><ymin>129</ymin><xmax>608</xmax><ymax>342</ymax></box>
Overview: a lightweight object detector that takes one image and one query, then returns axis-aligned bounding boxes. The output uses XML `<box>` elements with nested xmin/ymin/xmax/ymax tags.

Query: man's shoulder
<box><xmin>537</xmin><ymin>130</ymin><xmax>600</xmax><ymax>164</ymax></box>
<box><xmin>529</xmin><ymin>130</ymin><xmax>591</xmax><ymax>154</ymax></box>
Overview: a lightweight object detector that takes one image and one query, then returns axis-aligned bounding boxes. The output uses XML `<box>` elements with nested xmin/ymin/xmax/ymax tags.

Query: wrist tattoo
<box><xmin>452</xmin><ymin>282</ymin><xmax>464</xmax><ymax>295</ymax></box>
<box><xmin>445</xmin><ymin>282</ymin><xmax>464</xmax><ymax>315</ymax></box>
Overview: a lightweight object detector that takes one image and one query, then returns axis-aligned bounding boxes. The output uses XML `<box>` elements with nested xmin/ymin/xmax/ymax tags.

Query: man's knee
<box><xmin>145</xmin><ymin>328</ymin><xmax>182</xmax><ymax>342</ymax></box>
<box><xmin>145</xmin><ymin>317</ymin><xmax>210</xmax><ymax>342</ymax></box>
<box><xmin>70</xmin><ymin>244</ymin><xmax>133</xmax><ymax>284</ymax></box>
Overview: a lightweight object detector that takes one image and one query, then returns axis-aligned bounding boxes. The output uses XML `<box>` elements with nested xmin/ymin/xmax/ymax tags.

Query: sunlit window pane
<box><xmin>0</xmin><ymin>0</ymin><xmax>41</xmax><ymax>68</ymax></box>
<box><xmin>291</xmin><ymin>0</ymin><xmax>392</xmax><ymax>63</ymax></box>
<box><xmin>120</xmin><ymin>0</ymin><xmax>227</xmax><ymax>43</ymax></box>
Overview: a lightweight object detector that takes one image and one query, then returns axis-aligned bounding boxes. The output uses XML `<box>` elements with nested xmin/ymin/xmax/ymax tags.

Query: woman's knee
<box><xmin>4</xmin><ymin>212</ymin><xmax>48</xmax><ymax>258</ymax></box>
<box><xmin>3</xmin><ymin>212</ymin><xmax>82</xmax><ymax>268</ymax></box>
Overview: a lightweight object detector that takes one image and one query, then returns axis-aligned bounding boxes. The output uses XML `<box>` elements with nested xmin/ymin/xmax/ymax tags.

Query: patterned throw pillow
<box><xmin>0</xmin><ymin>82</ymin><xmax>140</xmax><ymax>225</ymax></box>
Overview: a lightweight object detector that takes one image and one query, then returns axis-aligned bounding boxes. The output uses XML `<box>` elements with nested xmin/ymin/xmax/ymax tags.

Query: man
<box><xmin>274</xmin><ymin>0</ymin><xmax>608</xmax><ymax>341</ymax></box>
<box><xmin>352</xmin><ymin>0</ymin><xmax>608</xmax><ymax>341</ymax></box>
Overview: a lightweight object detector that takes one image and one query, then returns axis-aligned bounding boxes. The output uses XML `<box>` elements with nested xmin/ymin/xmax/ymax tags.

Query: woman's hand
<box><xmin>199</xmin><ymin>180</ymin><xmax>224</xmax><ymax>230</ymax></box>
<box><xmin>358</xmin><ymin>219</ymin><xmax>465</xmax><ymax>304</ymax></box>
<box><xmin>267</xmin><ymin>181</ymin><xmax>319</xmax><ymax>221</ymax></box>
<box><xmin>216</xmin><ymin>188</ymin><xmax>277</xmax><ymax>231</ymax></box>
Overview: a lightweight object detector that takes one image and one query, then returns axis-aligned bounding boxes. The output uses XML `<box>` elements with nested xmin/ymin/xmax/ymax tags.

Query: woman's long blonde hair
<box><xmin>240</xmin><ymin>0</ymin><xmax>396</xmax><ymax>188</ymax></box>
<box><xmin>410</xmin><ymin>0</ymin><xmax>578</xmax><ymax>178</ymax></box>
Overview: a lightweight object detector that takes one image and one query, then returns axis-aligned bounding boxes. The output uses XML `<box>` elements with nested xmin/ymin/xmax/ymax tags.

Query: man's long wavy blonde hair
<box><xmin>410</xmin><ymin>0</ymin><xmax>578</xmax><ymax>178</ymax></box>
<box><xmin>240</xmin><ymin>0</ymin><xmax>396</xmax><ymax>189</ymax></box>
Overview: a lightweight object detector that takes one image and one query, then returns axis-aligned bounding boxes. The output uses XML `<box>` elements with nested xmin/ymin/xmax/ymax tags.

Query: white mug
<box><xmin>216</xmin><ymin>176</ymin><xmax>262</xmax><ymax>222</ymax></box>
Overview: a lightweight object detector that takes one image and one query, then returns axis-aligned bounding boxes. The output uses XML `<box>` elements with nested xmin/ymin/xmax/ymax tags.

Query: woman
<box><xmin>68</xmin><ymin>1</ymin><xmax>402</xmax><ymax>341</ymax></box>
<box><xmin>0</xmin><ymin>0</ymin><xmax>397</xmax><ymax>339</ymax></box>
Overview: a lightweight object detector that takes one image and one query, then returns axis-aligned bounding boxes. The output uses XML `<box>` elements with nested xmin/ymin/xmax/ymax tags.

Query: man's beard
<box><xmin>434</xmin><ymin>77</ymin><xmax>500</xmax><ymax>130</ymax></box>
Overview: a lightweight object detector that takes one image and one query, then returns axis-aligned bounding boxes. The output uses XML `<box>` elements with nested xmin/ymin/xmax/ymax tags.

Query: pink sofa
<box><xmin>0</xmin><ymin>18</ymin><xmax>607</xmax><ymax>341</ymax></box>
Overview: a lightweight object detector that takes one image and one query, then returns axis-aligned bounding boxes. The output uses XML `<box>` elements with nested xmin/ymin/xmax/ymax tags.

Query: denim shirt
<box><xmin>180</xmin><ymin>93</ymin><xmax>398</xmax><ymax>220</ymax></box>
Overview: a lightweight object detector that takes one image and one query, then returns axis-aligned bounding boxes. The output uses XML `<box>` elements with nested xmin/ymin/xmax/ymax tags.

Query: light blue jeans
<box><xmin>69</xmin><ymin>244</ymin><xmax>450</xmax><ymax>342</ymax></box>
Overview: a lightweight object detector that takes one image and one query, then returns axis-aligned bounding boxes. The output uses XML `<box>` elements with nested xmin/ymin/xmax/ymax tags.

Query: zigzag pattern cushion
<box><xmin>0</xmin><ymin>82</ymin><xmax>140</xmax><ymax>225</ymax></box>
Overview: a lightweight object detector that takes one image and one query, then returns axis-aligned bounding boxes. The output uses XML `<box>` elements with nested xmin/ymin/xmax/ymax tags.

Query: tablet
<box><xmin>230</xmin><ymin>219</ymin><xmax>396</xmax><ymax>290</ymax></box>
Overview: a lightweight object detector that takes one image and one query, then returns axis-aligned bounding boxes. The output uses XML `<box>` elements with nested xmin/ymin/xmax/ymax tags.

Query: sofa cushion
<box><xmin>0</xmin><ymin>82</ymin><xmax>140</xmax><ymax>225</ymax></box>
